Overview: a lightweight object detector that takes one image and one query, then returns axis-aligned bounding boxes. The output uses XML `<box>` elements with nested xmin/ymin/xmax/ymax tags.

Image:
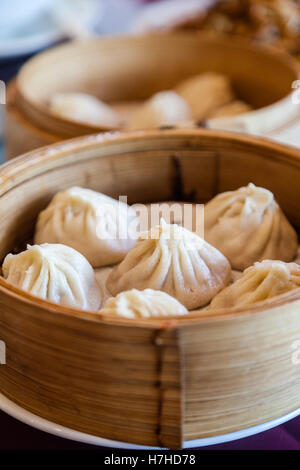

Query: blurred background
<box><xmin>1</xmin><ymin>0</ymin><xmax>146</xmax><ymax>82</ymax></box>
<box><xmin>0</xmin><ymin>0</ymin><xmax>147</xmax><ymax>148</ymax></box>
<box><xmin>2</xmin><ymin>0</ymin><xmax>300</xmax><ymax>82</ymax></box>
<box><xmin>1</xmin><ymin>0</ymin><xmax>300</xmax><ymax>160</ymax></box>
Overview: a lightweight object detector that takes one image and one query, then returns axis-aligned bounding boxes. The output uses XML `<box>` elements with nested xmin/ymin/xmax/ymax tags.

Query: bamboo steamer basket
<box><xmin>0</xmin><ymin>129</ymin><xmax>300</xmax><ymax>449</ymax></box>
<box><xmin>5</xmin><ymin>32</ymin><xmax>300</xmax><ymax>159</ymax></box>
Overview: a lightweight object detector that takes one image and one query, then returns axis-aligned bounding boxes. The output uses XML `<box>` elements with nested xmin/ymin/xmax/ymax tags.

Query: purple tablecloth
<box><xmin>0</xmin><ymin>410</ymin><xmax>300</xmax><ymax>450</ymax></box>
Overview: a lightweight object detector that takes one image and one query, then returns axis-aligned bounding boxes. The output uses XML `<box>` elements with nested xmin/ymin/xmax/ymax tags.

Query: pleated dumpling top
<box><xmin>2</xmin><ymin>243</ymin><xmax>102</xmax><ymax>311</ymax></box>
<box><xmin>204</xmin><ymin>183</ymin><xmax>298</xmax><ymax>271</ymax></box>
<box><xmin>100</xmin><ymin>289</ymin><xmax>188</xmax><ymax>319</ymax></box>
<box><xmin>106</xmin><ymin>219</ymin><xmax>231</xmax><ymax>310</ymax></box>
<box><xmin>34</xmin><ymin>187</ymin><xmax>138</xmax><ymax>268</ymax></box>
<box><xmin>210</xmin><ymin>260</ymin><xmax>300</xmax><ymax>309</ymax></box>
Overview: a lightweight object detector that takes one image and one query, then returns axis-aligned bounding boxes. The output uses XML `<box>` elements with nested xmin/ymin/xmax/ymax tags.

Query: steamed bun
<box><xmin>126</xmin><ymin>91</ymin><xmax>192</xmax><ymax>130</ymax></box>
<box><xmin>34</xmin><ymin>187</ymin><xmax>138</xmax><ymax>268</ymax></box>
<box><xmin>99</xmin><ymin>288</ymin><xmax>188</xmax><ymax>318</ymax></box>
<box><xmin>106</xmin><ymin>219</ymin><xmax>231</xmax><ymax>310</ymax></box>
<box><xmin>2</xmin><ymin>244</ymin><xmax>102</xmax><ymax>311</ymax></box>
<box><xmin>49</xmin><ymin>92</ymin><xmax>121</xmax><ymax>128</ymax></box>
<box><xmin>204</xmin><ymin>183</ymin><xmax>298</xmax><ymax>271</ymax></box>
<box><xmin>210</xmin><ymin>260</ymin><xmax>300</xmax><ymax>309</ymax></box>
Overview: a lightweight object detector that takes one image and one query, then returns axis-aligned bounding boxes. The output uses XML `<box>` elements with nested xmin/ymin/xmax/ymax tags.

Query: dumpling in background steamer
<box><xmin>34</xmin><ymin>187</ymin><xmax>138</xmax><ymax>268</ymax></box>
<box><xmin>100</xmin><ymin>288</ymin><xmax>188</xmax><ymax>318</ymax></box>
<box><xmin>210</xmin><ymin>260</ymin><xmax>300</xmax><ymax>309</ymax></box>
<box><xmin>208</xmin><ymin>100</ymin><xmax>252</xmax><ymax>118</ymax></box>
<box><xmin>49</xmin><ymin>92</ymin><xmax>122</xmax><ymax>128</ymax></box>
<box><xmin>106</xmin><ymin>219</ymin><xmax>231</xmax><ymax>310</ymax></box>
<box><xmin>175</xmin><ymin>72</ymin><xmax>234</xmax><ymax>121</ymax></box>
<box><xmin>2</xmin><ymin>244</ymin><xmax>102</xmax><ymax>311</ymax></box>
<box><xmin>204</xmin><ymin>183</ymin><xmax>298</xmax><ymax>271</ymax></box>
<box><xmin>125</xmin><ymin>91</ymin><xmax>192</xmax><ymax>130</ymax></box>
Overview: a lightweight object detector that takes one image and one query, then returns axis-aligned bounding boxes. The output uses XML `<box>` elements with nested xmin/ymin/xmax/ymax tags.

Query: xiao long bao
<box><xmin>49</xmin><ymin>92</ymin><xmax>122</xmax><ymax>128</ymax></box>
<box><xmin>3</xmin><ymin>177</ymin><xmax>299</xmax><ymax>317</ymax></box>
<box><xmin>2</xmin><ymin>244</ymin><xmax>102</xmax><ymax>311</ymax></box>
<box><xmin>34</xmin><ymin>187</ymin><xmax>138</xmax><ymax>268</ymax></box>
<box><xmin>210</xmin><ymin>260</ymin><xmax>300</xmax><ymax>310</ymax></box>
<box><xmin>48</xmin><ymin>72</ymin><xmax>253</xmax><ymax>132</ymax></box>
<box><xmin>125</xmin><ymin>91</ymin><xmax>192</xmax><ymax>130</ymax></box>
<box><xmin>100</xmin><ymin>289</ymin><xmax>188</xmax><ymax>319</ymax></box>
<box><xmin>204</xmin><ymin>183</ymin><xmax>298</xmax><ymax>271</ymax></box>
<box><xmin>106</xmin><ymin>219</ymin><xmax>231</xmax><ymax>310</ymax></box>
<box><xmin>174</xmin><ymin>72</ymin><xmax>235</xmax><ymax>120</ymax></box>
<box><xmin>208</xmin><ymin>100</ymin><xmax>252</xmax><ymax>118</ymax></box>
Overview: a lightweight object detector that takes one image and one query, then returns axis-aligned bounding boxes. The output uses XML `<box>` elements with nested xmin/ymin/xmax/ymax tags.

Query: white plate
<box><xmin>0</xmin><ymin>392</ymin><xmax>299</xmax><ymax>449</ymax></box>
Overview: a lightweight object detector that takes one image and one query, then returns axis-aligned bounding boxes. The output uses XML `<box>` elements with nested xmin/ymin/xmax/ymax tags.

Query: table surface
<box><xmin>0</xmin><ymin>141</ymin><xmax>300</xmax><ymax>450</ymax></box>
<box><xmin>0</xmin><ymin>408</ymin><xmax>300</xmax><ymax>450</ymax></box>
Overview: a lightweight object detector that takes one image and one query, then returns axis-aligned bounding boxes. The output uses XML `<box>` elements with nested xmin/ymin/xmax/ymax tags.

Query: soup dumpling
<box><xmin>126</xmin><ymin>91</ymin><xmax>192</xmax><ymax>130</ymax></box>
<box><xmin>210</xmin><ymin>260</ymin><xmax>300</xmax><ymax>309</ymax></box>
<box><xmin>175</xmin><ymin>72</ymin><xmax>234</xmax><ymax>121</ymax></box>
<box><xmin>204</xmin><ymin>183</ymin><xmax>298</xmax><ymax>271</ymax></box>
<box><xmin>34</xmin><ymin>187</ymin><xmax>138</xmax><ymax>268</ymax></box>
<box><xmin>100</xmin><ymin>288</ymin><xmax>188</xmax><ymax>318</ymax></box>
<box><xmin>2</xmin><ymin>243</ymin><xmax>102</xmax><ymax>311</ymax></box>
<box><xmin>106</xmin><ymin>219</ymin><xmax>231</xmax><ymax>310</ymax></box>
<box><xmin>49</xmin><ymin>92</ymin><xmax>122</xmax><ymax>128</ymax></box>
<box><xmin>208</xmin><ymin>100</ymin><xmax>252</xmax><ymax>118</ymax></box>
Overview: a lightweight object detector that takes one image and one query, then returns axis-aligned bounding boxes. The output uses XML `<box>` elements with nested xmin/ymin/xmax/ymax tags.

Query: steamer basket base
<box><xmin>0</xmin><ymin>393</ymin><xmax>299</xmax><ymax>449</ymax></box>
